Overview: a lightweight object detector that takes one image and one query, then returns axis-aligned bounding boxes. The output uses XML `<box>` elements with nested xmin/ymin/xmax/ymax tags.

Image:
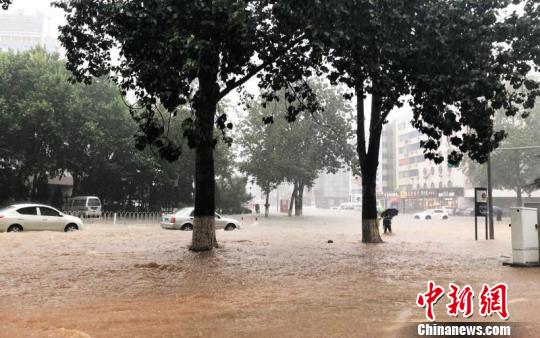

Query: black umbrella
<box><xmin>381</xmin><ymin>208</ymin><xmax>399</xmax><ymax>218</ymax></box>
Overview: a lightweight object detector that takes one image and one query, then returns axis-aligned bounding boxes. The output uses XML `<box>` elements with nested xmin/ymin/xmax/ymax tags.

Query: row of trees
<box><xmin>5</xmin><ymin>1</ymin><xmax>540</xmax><ymax>250</ymax></box>
<box><xmin>466</xmin><ymin>109</ymin><xmax>540</xmax><ymax>205</ymax></box>
<box><xmin>0</xmin><ymin>48</ymin><xmax>250</xmax><ymax>212</ymax></box>
<box><xmin>0</xmin><ymin>48</ymin><xmax>358</xmax><ymax>214</ymax></box>
<box><xmin>239</xmin><ymin>80</ymin><xmax>356</xmax><ymax>217</ymax></box>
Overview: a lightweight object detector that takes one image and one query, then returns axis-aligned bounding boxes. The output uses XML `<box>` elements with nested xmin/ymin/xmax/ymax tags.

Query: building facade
<box><xmin>0</xmin><ymin>11</ymin><xmax>58</xmax><ymax>52</ymax></box>
<box><xmin>381</xmin><ymin>113</ymin><xmax>468</xmax><ymax>212</ymax></box>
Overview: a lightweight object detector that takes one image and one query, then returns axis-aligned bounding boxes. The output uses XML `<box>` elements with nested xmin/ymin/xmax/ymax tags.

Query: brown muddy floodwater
<box><xmin>0</xmin><ymin>209</ymin><xmax>539</xmax><ymax>337</ymax></box>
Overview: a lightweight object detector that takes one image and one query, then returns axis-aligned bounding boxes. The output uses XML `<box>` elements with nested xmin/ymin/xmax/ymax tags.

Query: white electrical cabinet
<box><xmin>510</xmin><ymin>207</ymin><xmax>539</xmax><ymax>265</ymax></box>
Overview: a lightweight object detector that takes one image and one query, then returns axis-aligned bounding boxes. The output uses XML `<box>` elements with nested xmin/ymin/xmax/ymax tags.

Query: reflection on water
<box><xmin>0</xmin><ymin>210</ymin><xmax>539</xmax><ymax>337</ymax></box>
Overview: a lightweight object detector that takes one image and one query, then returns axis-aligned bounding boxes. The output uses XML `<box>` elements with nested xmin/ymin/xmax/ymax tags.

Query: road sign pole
<box><xmin>487</xmin><ymin>154</ymin><xmax>495</xmax><ymax>239</ymax></box>
<box><xmin>475</xmin><ymin>215</ymin><xmax>478</xmax><ymax>241</ymax></box>
<box><xmin>485</xmin><ymin>214</ymin><xmax>488</xmax><ymax>240</ymax></box>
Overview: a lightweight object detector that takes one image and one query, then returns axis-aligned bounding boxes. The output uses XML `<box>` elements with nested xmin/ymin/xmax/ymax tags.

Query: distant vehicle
<box><xmin>0</xmin><ymin>204</ymin><xmax>83</xmax><ymax>232</ymax></box>
<box><xmin>64</xmin><ymin>196</ymin><xmax>102</xmax><ymax>218</ymax></box>
<box><xmin>455</xmin><ymin>208</ymin><xmax>474</xmax><ymax>216</ymax></box>
<box><xmin>160</xmin><ymin>207</ymin><xmax>240</xmax><ymax>231</ymax></box>
<box><xmin>338</xmin><ymin>202</ymin><xmax>362</xmax><ymax>210</ymax></box>
<box><xmin>414</xmin><ymin>209</ymin><xmax>449</xmax><ymax>220</ymax></box>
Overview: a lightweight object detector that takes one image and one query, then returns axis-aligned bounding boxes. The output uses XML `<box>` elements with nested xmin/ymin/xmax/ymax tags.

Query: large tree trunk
<box><xmin>30</xmin><ymin>173</ymin><xmax>39</xmax><ymax>200</ymax></box>
<box><xmin>264</xmin><ymin>187</ymin><xmax>270</xmax><ymax>218</ymax></box>
<box><xmin>295</xmin><ymin>183</ymin><xmax>304</xmax><ymax>216</ymax></box>
<box><xmin>515</xmin><ymin>158</ymin><xmax>523</xmax><ymax>206</ymax></box>
<box><xmin>362</xmin><ymin>179</ymin><xmax>382</xmax><ymax>243</ymax></box>
<box><xmin>357</xmin><ymin>89</ymin><xmax>383</xmax><ymax>243</ymax></box>
<box><xmin>190</xmin><ymin>49</ymin><xmax>219</xmax><ymax>252</ymax></box>
<box><xmin>516</xmin><ymin>186</ymin><xmax>523</xmax><ymax>206</ymax></box>
<box><xmin>288</xmin><ymin>183</ymin><xmax>297</xmax><ymax>217</ymax></box>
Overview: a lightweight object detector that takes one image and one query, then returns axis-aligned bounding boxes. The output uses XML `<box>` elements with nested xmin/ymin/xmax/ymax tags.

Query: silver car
<box><xmin>160</xmin><ymin>207</ymin><xmax>240</xmax><ymax>231</ymax></box>
<box><xmin>0</xmin><ymin>204</ymin><xmax>83</xmax><ymax>232</ymax></box>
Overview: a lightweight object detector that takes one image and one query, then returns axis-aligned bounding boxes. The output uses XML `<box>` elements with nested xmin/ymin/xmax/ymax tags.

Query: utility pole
<box><xmin>487</xmin><ymin>154</ymin><xmax>494</xmax><ymax>239</ymax></box>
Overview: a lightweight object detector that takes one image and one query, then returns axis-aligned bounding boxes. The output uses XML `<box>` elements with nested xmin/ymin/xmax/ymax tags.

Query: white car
<box><xmin>414</xmin><ymin>209</ymin><xmax>449</xmax><ymax>220</ymax></box>
<box><xmin>338</xmin><ymin>202</ymin><xmax>362</xmax><ymax>210</ymax></box>
<box><xmin>160</xmin><ymin>207</ymin><xmax>240</xmax><ymax>231</ymax></box>
<box><xmin>0</xmin><ymin>204</ymin><xmax>83</xmax><ymax>232</ymax></box>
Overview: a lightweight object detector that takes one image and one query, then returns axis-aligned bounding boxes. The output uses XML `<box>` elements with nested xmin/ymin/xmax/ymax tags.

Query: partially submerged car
<box><xmin>160</xmin><ymin>207</ymin><xmax>240</xmax><ymax>231</ymax></box>
<box><xmin>0</xmin><ymin>204</ymin><xmax>83</xmax><ymax>232</ymax></box>
<box><xmin>414</xmin><ymin>209</ymin><xmax>449</xmax><ymax>220</ymax></box>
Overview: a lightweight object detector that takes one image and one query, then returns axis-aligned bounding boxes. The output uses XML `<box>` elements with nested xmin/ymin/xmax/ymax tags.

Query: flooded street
<box><xmin>1</xmin><ymin>209</ymin><xmax>539</xmax><ymax>337</ymax></box>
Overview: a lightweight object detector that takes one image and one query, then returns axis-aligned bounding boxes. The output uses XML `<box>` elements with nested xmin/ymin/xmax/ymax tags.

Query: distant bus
<box><xmin>65</xmin><ymin>196</ymin><xmax>102</xmax><ymax>218</ymax></box>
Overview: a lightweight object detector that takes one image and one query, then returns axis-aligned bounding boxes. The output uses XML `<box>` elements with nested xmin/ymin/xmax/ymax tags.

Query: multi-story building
<box><xmin>381</xmin><ymin>113</ymin><xmax>467</xmax><ymax>212</ymax></box>
<box><xmin>0</xmin><ymin>11</ymin><xmax>58</xmax><ymax>52</ymax></box>
<box><xmin>380</xmin><ymin>119</ymin><xmax>397</xmax><ymax>193</ymax></box>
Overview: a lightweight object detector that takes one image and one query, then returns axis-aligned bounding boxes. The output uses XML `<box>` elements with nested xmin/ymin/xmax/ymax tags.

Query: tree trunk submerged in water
<box><xmin>288</xmin><ymin>183</ymin><xmax>297</xmax><ymax>217</ymax></box>
<box><xmin>356</xmin><ymin>89</ymin><xmax>383</xmax><ymax>243</ymax></box>
<box><xmin>362</xmin><ymin>181</ymin><xmax>383</xmax><ymax>243</ymax></box>
<box><xmin>264</xmin><ymin>187</ymin><xmax>270</xmax><ymax>218</ymax></box>
<box><xmin>295</xmin><ymin>183</ymin><xmax>304</xmax><ymax>216</ymax></box>
<box><xmin>190</xmin><ymin>48</ymin><xmax>219</xmax><ymax>252</ymax></box>
<box><xmin>191</xmin><ymin>136</ymin><xmax>218</xmax><ymax>251</ymax></box>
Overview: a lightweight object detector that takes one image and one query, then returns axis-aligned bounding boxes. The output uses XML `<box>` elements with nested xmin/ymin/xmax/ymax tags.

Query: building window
<box><xmin>430</xmin><ymin>182</ymin><xmax>435</xmax><ymax>188</ymax></box>
<box><xmin>423</xmin><ymin>183</ymin><xmax>428</xmax><ymax>189</ymax></box>
<box><xmin>448</xmin><ymin>180</ymin><xmax>453</xmax><ymax>188</ymax></box>
<box><xmin>439</xmin><ymin>181</ymin><xmax>443</xmax><ymax>188</ymax></box>
<box><xmin>430</xmin><ymin>167</ymin><xmax>435</xmax><ymax>175</ymax></box>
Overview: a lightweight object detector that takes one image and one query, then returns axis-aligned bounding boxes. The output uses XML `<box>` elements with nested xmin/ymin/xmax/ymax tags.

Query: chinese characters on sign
<box><xmin>416</xmin><ymin>281</ymin><xmax>509</xmax><ymax>321</ymax></box>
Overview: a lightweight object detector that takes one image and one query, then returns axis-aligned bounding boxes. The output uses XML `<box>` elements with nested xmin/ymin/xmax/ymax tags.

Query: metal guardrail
<box><xmin>63</xmin><ymin>211</ymin><xmax>163</xmax><ymax>225</ymax></box>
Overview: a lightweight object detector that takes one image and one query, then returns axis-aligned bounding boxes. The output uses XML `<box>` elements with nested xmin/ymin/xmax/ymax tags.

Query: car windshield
<box><xmin>174</xmin><ymin>208</ymin><xmax>193</xmax><ymax>217</ymax></box>
<box><xmin>88</xmin><ymin>198</ymin><xmax>101</xmax><ymax>206</ymax></box>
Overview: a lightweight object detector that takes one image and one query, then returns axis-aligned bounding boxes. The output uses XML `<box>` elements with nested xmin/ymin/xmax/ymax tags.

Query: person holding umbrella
<box><xmin>381</xmin><ymin>208</ymin><xmax>399</xmax><ymax>234</ymax></box>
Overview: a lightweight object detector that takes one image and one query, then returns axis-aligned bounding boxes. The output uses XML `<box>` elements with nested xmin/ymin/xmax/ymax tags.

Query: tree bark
<box><xmin>516</xmin><ymin>186</ymin><xmax>523</xmax><ymax>206</ymax></box>
<box><xmin>264</xmin><ymin>186</ymin><xmax>270</xmax><ymax>218</ymax></box>
<box><xmin>190</xmin><ymin>48</ymin><xmax>220</xmax><ymax>252</ymax></box>
<box><xmin>30</xmin><ymin>173</ymin><xmax>39</xmax><ymax>200</ymax></box>
<box><xmin>515</xmin><ymin>158</ymin><xmax>523</xmax><ymax>206</ymax></box>
<box><xmin>357</xmin><ymin>89</ymin><xmax>383</xmax><ymax>243</ymax></box>
<box><xmin>288</xmin><ymin>182</ymin><xmax>297</xmax><ymax>217</ymax></box>
<box><xmin>295</xmin><ymin>183</ymin><xmax>304</xmax><ymax>216</ymax></box>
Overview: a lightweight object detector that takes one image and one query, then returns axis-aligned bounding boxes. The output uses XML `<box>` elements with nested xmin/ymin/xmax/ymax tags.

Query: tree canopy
<box><xmin>1</xmin><ymin>0</ymin><xmax>12</xmax><ymax>10</ymax></box>
<box><xmin>0</xmin><ymin>48</ymin><xmax>240</xmax><ymax>210</ymax></box>
<box><xmin>275</xmin><ymin>0</ymin><xmax>540</xmax><ymax>242</ymax></box>
<box><xmin>53</xmin><ymin>0</ymin><xmax>540</xmax><ymax>248</ymax></box>
<box><xmin>53</xmin><ymin>0</ymin><xmax>314</xmax><ymax>159</ymax></box>
<box><xmin>466</xmin><ymin>109</ymin><xmax>540</xmax><ymax>205</ymax></box>
<box><xmin>240</xmin><ymin>80</ymin><xmax>355</xmax><ymax>216</ymax></box>
<box><xmin>54</xmin><ymin>0</ymin><xmax>320</xmax><ymax>251</ymax></box>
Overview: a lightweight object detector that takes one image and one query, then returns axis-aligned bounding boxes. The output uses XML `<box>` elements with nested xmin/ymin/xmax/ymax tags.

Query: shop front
<box><xmin>397</xmin><ymin>188</ymin><xmax>464</xmax><ymax>213</ymax></box>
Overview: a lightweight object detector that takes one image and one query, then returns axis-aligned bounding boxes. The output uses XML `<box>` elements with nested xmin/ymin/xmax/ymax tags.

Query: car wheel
<box><xmin>442</xmin><ymin>215</ymin><xmax>448</xmax><ymax>220</ymax></box>
<box><xmin>225</xmin><ymin>224</ymin><xmax>236</xmax><ymax>231</ymax></box>
<box><xmin>7</xmin><ymin>224</ymin><xmax>23</xmax><ymax>232</ymax></box>
<box><xmin>64</xmin><ymin>223</ymin><xmax>79</xmax><ymax>232</ymax></box>
<box><xmin>181</xmin><ymin>223</ymin><xmax>193</xmax><ymax>231</ymax></box>
<box><xmin>414</xmin><ymin>216</ymin><xmax>420</xmax><ymax>219</ymax></box>
<box><xmin>425</xmin><ymin>216</ymin><xmax>431</xmax><ymax>220</ymax></box>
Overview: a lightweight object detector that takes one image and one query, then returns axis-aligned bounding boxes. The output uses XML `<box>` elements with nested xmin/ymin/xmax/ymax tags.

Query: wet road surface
<box><xmin>1</xmin><ymin>209</ymin><xmax>539</xmax><ymax>337</ymax></box>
